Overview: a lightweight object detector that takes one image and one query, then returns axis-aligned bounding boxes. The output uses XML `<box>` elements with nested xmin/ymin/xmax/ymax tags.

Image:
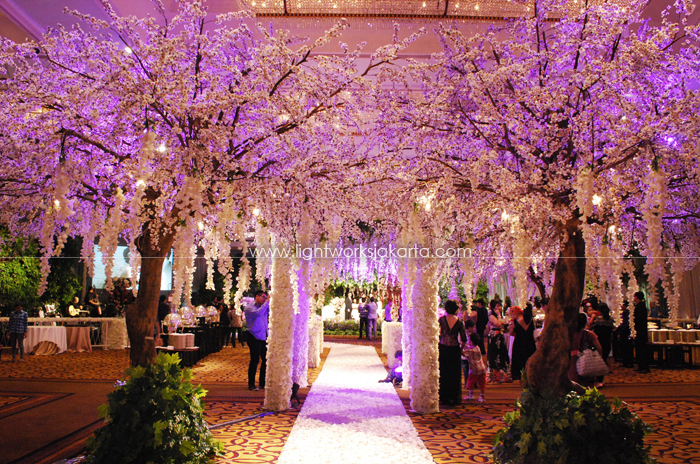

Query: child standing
<box><xmin>463</xmin><ymin>331</ymin><xmax>487</xmax><ymax>403</ymax></box>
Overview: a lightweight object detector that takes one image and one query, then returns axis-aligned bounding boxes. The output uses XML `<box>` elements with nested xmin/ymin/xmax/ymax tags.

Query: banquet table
<box><xmin>23</xmin><ymin>326</ymin><xmax>67</xmax><ymax>355</ymax></box>
<box><xmin>65</xmin><ymin>326</ymin><xmax>92</xmax><ymax>352</ymax></box>
<box><xmin>649</xmin><ymin>329</ymin><xmax>700</xmax><ymax>367</ymax></box>
<box><xmin>649</xmin><ymin>329</ymin><xmax>700</xmax><ymax>344</ymax></box>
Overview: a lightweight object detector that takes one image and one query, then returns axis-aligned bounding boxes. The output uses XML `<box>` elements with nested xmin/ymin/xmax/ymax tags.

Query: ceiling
<box><xmin>0</xmin><ymin>0</ymin><xmax>688</xmax><ymax>57</ymax></box>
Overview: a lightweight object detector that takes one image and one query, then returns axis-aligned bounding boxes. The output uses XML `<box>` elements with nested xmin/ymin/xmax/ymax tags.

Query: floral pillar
<box><xmin>264</xmin><ymin>252</ymin><xmax>295</xmax><ymax>411</ymax></box>
<box><xmin>409</xmin><ymin>257</ymin><xmax>440</xmax><ymax>414</ymax></box>
<box><xmin>400</xmin><ymin>258</ymin><xmax>415</xmax><ymax>390</ymax></box>
<box><xmin>292</xmin><ymin>259</ymin><xmax>311</xmax><ymax>388</ymax></box>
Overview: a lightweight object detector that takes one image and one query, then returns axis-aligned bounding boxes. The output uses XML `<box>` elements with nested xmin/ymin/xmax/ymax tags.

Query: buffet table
<box><xmin>24</xmin><ymin>326</ymin><xmax>67</xmax><ymax>355</ymax></box>
<box><xmin>649</xmin><ymin>329</ymin><xmax>700</xmax><ymax>367</ymax></box>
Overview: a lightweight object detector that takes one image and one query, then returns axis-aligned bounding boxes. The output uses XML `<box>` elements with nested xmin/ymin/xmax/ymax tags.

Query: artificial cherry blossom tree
<box><xmin>0</xmin><ymin>0</ymin><xmax>410</xmax><ymax>368</ymax></box>
<box><xmin>376</xmin><ymin>0</ymin><xmax>700</xmax><ymax>395</ymax></box>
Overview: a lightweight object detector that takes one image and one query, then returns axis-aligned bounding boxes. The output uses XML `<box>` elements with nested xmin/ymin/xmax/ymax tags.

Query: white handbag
<box><xmin>576</xmin><ymin>331</ymin><xmax>609</xmax><ymax>377</ymax></box>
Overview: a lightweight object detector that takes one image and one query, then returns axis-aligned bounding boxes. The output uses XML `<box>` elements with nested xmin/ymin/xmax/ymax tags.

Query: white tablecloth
<box><xmin>650</xmin><ymin>329</ymin><xmax>700</xmax><ymax>344</ymax></box>
<box><xmin>24</xmin><ymin>326</ymin><xmax>67</xmax><ymax>354</ymax></box>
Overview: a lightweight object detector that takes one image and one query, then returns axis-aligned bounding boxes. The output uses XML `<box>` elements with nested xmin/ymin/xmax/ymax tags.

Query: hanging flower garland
<box><xmin>666</xmin><ymin>257</ymin><xmax>684</xmax><ymax>325</ymax></box>
<box><xmin>291</xmin><ymin>213</ymin><xmax>313</xmax><ymax>388</ymax></box>
<box><xmin>642</xmin><ymin>167</ymin><xmax>668</xmax><ymax>304</ymax></box>
<box><xmin>625</xmin><ymin>262</ymin><xmax>640</xmax><ymax>338</ymax></box>
<box><xmin>98</xmin><ymin>188</ymin><xmax>125</xmax><ymax>293</ymax></box>
<box><xmin>233</xmin><ymin>222</ymin><xmax>251</xmax><ymax>311</ymax></box>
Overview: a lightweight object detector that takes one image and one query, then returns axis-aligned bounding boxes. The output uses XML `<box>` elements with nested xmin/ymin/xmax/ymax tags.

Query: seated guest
<box><xmin>379</xmin><ymin>351</ymin><xmax>403</xmax><ymax>385</ymax></box>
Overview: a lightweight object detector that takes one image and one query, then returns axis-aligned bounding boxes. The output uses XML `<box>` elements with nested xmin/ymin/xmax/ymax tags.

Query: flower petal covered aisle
<box><xmin>277</xmin><ymin>342</ymin><xmax>434</xmax><ymax>464</ymax></box>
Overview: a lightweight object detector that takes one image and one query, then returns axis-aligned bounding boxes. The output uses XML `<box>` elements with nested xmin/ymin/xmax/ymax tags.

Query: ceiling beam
<box><xmin>0</xmin><ymin>0</ymin><xmax>43</xmax><ymax>42</ymax></box>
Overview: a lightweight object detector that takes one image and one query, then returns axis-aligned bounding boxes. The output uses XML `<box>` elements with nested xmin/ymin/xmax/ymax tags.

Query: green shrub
<box><xmin>492</xmin><ymin>388</ymin><xmax>655</xmax><ymax>464</ymax></box>
<box><xmin>323</xmin><ymin>320</ymin><xmax>383</xmax><ymax>336</ymax></box>
<box><xmin>86</xmin><ymin>353</ymin><xmax>223</xmax><ymax>464</ymax></box>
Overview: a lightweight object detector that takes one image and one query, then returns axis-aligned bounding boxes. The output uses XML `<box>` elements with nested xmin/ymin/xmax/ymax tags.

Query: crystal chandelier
<box><xmin>239</xmin><ymin>0</ymin><xmax>609</xmax><ymax>19</ymax></box>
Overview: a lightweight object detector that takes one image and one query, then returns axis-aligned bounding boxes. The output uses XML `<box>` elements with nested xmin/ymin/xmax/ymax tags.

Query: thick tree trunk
<box><xmin>524</xmin><ymin>217</ymin><xmax>586</xmax><ymax>396</ymax></box>
<box><xmin>126</xmin><ymin>223</ymin><xmax>176</xmax><ymax>367</ymax></box>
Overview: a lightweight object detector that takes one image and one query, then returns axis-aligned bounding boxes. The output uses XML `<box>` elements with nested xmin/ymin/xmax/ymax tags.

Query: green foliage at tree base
<box><xmin>492</xmin><ymin>388</ymin><xmax>655</xmax><ymax>464</ymax></box>
<box><xmin>85</xmin><ymin>353</ymin><xmax>223</xmax><ymax>464</ymax></box>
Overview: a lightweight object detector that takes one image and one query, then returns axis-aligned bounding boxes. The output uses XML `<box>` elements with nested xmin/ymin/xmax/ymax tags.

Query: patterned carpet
<box><xmin>405</xmin><ymin>398</ymin><xmax>700</xmax><ymax>464</ymax></box>
<box><xmin>206</xmin><ymin>400</ymin><xmax>300</xmax><ymax>464</ymax></box>
<box><xmin>0</xmin><ymin>394</ymin><xmax>28</xmax><ymax>407</ymax></box>
<box><xmin>0</xmin><ymin>350</ymin><xmax>130</xmax><ymax>382</ymax></box>
<box><xmin>2</xmin><ymin>338</ymin><xmax>700</xmax><ymax>464</ymax></box>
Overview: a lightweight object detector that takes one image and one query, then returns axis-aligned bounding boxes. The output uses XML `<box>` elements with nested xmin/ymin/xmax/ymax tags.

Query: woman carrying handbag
<box><xmin>569</xmin><ymin>313</ymin><xmax>605</xmax><ymax>388</ymax></box>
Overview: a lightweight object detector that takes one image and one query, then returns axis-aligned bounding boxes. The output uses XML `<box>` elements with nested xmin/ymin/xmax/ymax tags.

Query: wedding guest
<box><xmin>614</xmin><ymin>303</ymin><xmax>634</xmax><ymax>367</ymax></box>
<box><xmin>229</xmin><ymin>302</ymin><xmax>244</xmax><ymax>348</ymax></box>
<box><xmin>569</xmin><ymin>312</ymin><xmax>604</xmax><ymax>388</ymax></box>
<box><xmin>438</xmin><ymin>300</ymin><xmax>467</xmax><ymax>406</ymax></box>
<box><xmin>633</xmin><ymin>292</ymin><xmax>650</xmax><ymax>374</ymax></box>
<box><xmin>8</xmin><ymin>304</ymin><xmax>28</xmax><ymax>362</ymax></box>
<box><xmin>245</xmin><ymin>291</ymin><xmax>269</xmax><ymax>391</ymax></box>
<box><xmin>358</xmin><ymin>299</ymin><xmax>369</xmax><ymax>340</ymax></box>
<box><xmin>460</xmin><ymin>301</ymin><xmax>477</xmax><ymax>384</ymax></box>
<box><xmin>157</xmin><ymin>295</ymin><xmax>171</xmax><ymax>324</ymax></box>
<box><xmin>474</xmin><ymin>298</ymin><xmax>489</xmax><ymax>354</ymax></box>
<box><xmin>509</xmin><ymin>304</ymin><xmax>537</xmax><ymax>381</ymax></box>
<box><xmin>463</xmin><ymin>331</ymin><xmax>487</xmax><ymax>403</ymax></box>
<box><xmin>384</xmin><ymin>298</ymin><xmax>393</xmax><ymax>322</ymax></box>
<box><xmin>379</xmin><ymin>350</ymin><xmax>403</xmax><ymax>385</ymax></box>
<box><xmin>345</xmin><ymin>293</ymin><xmax>353</xmax><ymax>321</ymax></box>
<box><xmin>367</xmin><ymin>297</ymin><xmax>379</xmax><ymax>340</ymax></box>
<box><xmin>591</xmin><ymin>303</ymin><xmax>615</xmax><ymax>387</ymax></box>
<box><xmin>487</xmin><ymin>299</ymin><xmax>511</xmax><ymax>383</ymax></box>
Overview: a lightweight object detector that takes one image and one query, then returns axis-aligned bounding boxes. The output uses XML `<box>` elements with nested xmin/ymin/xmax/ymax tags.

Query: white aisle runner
<box><xmin>277</xmin><ymin>343</ymin><xmax>434</xmax><ymax>464</ymax></box>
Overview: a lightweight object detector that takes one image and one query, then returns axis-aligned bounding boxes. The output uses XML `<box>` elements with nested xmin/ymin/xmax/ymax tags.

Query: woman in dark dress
<box><xmin>487</xmin><ymin>299</ymin><xmax>511</xmax><ymax>383</ymax></box>
<box><xmin>509</xmin><ymin>304</ymin><xmax>537</xmax><ymax>381</ymax></box>
<box><xmin>591</xmin><ymin>303</ymin><xmax>615</xmax><ymax>387</ymax></box>
<box><xmin>438</xmin><ymin>300</ymin><xmax>467</xmax><ymax>406</ymax></box>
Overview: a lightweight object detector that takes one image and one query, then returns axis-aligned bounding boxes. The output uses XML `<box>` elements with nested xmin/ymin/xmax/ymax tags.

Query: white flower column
<box><xmin>308</xmin><ymin>316</ymin><xmax>323</xmax><ymax>368</ymax></box>
<box><xmin>292</xmin><ymin>259</ymin><xmax>311</xmax><ymax>388</ymax></box>
<box><xmin>264</xmin><ymin>254</ymin><xmax>295</xmax><ymax>411</ymax></box>
<box><xmin>409</xmin><ymin>257</ymin><xmax>440</xmax><ymax>414</ymax></box>
<box><xmin>400</xmin><ymin>260</ymin><xmax>415</xmax><ymax>390</ymax></box>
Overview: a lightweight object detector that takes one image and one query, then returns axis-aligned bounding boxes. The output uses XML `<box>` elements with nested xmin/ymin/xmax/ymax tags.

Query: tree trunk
<box><xmin>126</xmin><ymin>222</ymin><xmax>176</xmax><ymax>367</ymax></box>
<box><xmin>524</xmin><ymin>217</ymin><xmax>586</xmax><ymax>396</ymax></box>
<box><xmin>527</xmin><ymin>265</ymin><xmax>547</xmax><ymax>299</ymax></box>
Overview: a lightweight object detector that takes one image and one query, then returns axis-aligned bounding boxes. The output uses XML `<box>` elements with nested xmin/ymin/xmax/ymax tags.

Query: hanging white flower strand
<box><xmin>642</xmin><ymin>167</ymin><xmax>668</xmax><ymax>304</ymax></box>
<box><xmin>98</xmin><ymin>188</ymin><xmax>125</xmax><ymax>293</ymax></box>
<box><xmin>233</xmin><ymin>222</ymin><xmax>251</xmax><ymax>312</ymax></box>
